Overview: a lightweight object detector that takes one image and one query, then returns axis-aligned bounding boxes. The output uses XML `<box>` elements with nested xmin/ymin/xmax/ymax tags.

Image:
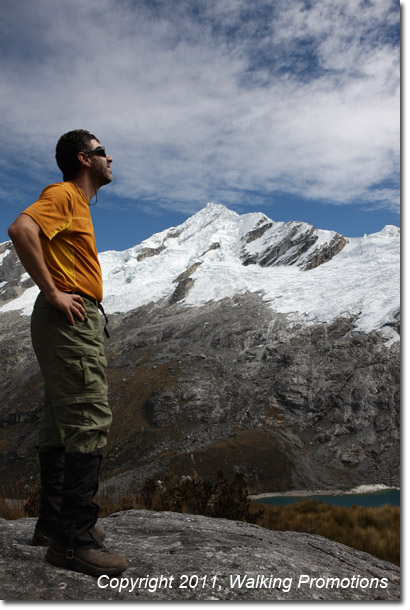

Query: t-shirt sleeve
<box><xmin>23</xmin><ymin>184</ymin><xmax>72</xmax><ymax>241</ymax></box>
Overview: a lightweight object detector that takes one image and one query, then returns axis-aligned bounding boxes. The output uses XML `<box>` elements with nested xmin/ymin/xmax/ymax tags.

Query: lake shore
<box><xmin>249</xmin><ymin>484</ymin><xmax>400</xmax><ymax>500</ymax></box>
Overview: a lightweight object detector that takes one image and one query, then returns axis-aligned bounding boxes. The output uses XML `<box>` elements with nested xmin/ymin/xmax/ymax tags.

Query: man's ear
<box><xmin>77</xmin><ymin>151</ymin><xmax>91</xmax><ymax>168</ymax></box>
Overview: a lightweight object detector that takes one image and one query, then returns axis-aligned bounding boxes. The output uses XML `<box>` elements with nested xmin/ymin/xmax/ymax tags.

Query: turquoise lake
<box><xmin>256</xmin><ymin>489</ymin><xmax>400</xmax><ymax>508</ymax></box>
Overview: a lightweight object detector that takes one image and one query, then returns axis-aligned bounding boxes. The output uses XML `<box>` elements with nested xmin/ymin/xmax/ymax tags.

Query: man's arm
<box><xmin>8</xmin><ymin>213</ymin><xmax>86</xmax><ymax>325</ymax></box>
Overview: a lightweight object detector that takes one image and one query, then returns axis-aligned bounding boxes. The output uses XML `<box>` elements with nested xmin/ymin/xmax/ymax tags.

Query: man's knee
<box><xmin>56</xmin><ymin>401</ymin><xmax>112</xmax><ymax>453</ymax></box>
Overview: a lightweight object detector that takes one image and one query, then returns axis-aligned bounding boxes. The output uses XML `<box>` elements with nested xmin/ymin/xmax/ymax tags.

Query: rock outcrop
<box><xmin>240</xmin><ymin>218</ymin><xmax>347</xmax><ymax>271</ymax></box>
<box><xmin>0</xmin><ymin>510</ymin><xmax>400</xmax><ymax>601</ymax></box>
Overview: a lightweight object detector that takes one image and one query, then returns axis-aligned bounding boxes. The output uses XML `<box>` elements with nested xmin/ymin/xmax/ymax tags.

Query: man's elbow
<box><xmin>8</xmin><ymin>220</ymin><xmax>25</xmax><ymax>245</ymax></box>
<box><xmin>8</xmin><ymin>220</ymin><xmax>19</xmax><ymax>242</ymax></box>
<box><xmin>8</xmin><ymin>214</ymin><xmax>38</xmax><ymax>244</ymax></box>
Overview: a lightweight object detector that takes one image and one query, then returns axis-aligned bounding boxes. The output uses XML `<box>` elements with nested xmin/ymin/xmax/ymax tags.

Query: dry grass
<box><xmin>0</xmin><ymin>485</ymin><xmax>26</xmax><ymax>520</ymax></box>
<box><xmin>253</xmin><ymin>499</ymin><xmax>400</xmax><ymax>566</ymax></box>
<box><xmin>98</xmin><ymin>470</ymin><xmax>264</xmax><ymax>523</ymax></box>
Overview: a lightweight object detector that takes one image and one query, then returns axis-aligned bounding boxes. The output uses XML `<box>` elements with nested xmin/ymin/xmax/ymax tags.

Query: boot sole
<box><xmin>45</xmin><ymin>546</ymin><xmax>127</xmax><ymax>577</ymax></box>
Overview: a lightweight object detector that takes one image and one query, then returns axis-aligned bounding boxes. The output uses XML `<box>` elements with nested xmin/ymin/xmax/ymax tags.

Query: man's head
<box><xmin>55</xmin><ymin>129</ymin><xmax>99</xmax><ymax>181</ymax></box>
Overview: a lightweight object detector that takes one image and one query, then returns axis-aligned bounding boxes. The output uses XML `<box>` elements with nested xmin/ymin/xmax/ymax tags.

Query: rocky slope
<box><xmin>0</xmin><ymin>290</ymin><xmax>399</xmax><ymax>495</ymax></box>
<box><xmin>0</xmin><ymin>240</ymin><xmax>34</xmax><ymax>302</ymax></box>
<box><xmin>0</xmin><ymin>510</ymin><xmax>401</xmax><ymax>601</ymax></box>
<box><xmin>0</xmin><ymin>204</ymin><xmax>400</xmax><ymax>495</ymax></box>
<box><xmin>100</xmin><ymin>295</ymin><xmax>400</xmax><ymax>495</ymax></box>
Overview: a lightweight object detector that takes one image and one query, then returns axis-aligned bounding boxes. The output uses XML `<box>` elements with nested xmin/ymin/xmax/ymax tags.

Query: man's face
<box><xmin>88</xmin><ymin>138</ymin><xmax>113</xmax><ymax>187</ymax></box>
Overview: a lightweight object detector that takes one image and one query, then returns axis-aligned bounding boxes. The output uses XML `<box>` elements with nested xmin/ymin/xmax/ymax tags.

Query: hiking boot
<box><xmin>45</xmin><ymin>538</ymin><xmax>128</xmax><ymax>577</ymax></box>
<box><xmin>32</xmin><ymin>524</ymin><xmax>106</xmax><ymax>547</ymax></box>
<box><xmin>44</xmin><ymin>451</ymin><xmax>128</xmax><ymax>576</ymax></box>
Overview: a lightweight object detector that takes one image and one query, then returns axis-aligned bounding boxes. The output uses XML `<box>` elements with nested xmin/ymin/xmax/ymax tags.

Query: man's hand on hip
<box><xmin>46</xmin><ymin>291</ymin><xmax>86</xmax><ymax>325</ymax></box>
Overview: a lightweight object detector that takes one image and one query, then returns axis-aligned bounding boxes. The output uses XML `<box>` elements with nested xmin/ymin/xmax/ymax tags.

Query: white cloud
<box><xmin>0</xmin><ymin>0</ymin><xmax>400</xmax><ymax>215</ymax></box>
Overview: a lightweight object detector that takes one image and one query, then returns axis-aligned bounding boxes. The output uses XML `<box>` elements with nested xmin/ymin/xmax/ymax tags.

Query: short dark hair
<box><xmin>55</xmin><ymin>129</ymin><xmax>98</xmax><ymax>181</ymax></box>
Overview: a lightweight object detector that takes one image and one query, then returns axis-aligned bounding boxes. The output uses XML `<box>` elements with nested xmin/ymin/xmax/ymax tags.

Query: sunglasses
<box><xmin>85</xmin><ymin>146</ymin><xmax>106</xmax><ymax>157</ymax></box>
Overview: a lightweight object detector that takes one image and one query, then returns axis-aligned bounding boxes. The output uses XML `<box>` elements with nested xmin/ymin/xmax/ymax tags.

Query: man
<box><xmin>8</xmin><ymin>129</ymin><xmax>127</xmax><ymax>577</ymax></box>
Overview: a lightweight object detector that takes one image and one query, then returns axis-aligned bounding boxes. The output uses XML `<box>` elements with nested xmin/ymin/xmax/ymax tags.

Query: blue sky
<box><xmin>0</xmin><ymin>0</ymin><xmax>400</xmax><ymax>253</ymax></box>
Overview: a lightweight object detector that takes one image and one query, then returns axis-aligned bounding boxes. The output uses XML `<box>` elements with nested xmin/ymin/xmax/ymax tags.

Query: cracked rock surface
<box><xmin>0</xmin><ymin>510</ymin><xmax>400</xmax><ymax>601</ymax></box>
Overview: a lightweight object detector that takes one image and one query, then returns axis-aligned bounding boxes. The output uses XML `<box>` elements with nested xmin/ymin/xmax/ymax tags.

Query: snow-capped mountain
<box><xmin>0</xmin><ymin>203</ymin><xmax>400</xmax><ymax>493</ymax></box>
<box><xmin>0</xmin><ymin>203</ymin><xmax>400</xmax><ymax>340</ymax></box>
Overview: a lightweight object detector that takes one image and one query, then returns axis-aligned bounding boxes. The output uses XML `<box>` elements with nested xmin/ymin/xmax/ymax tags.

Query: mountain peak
<box><xmin>373</xmin><ymin>225</ymin><xmax>400</xmax><ymax>238</ymax></box>
<box><xmin>0</xmin><ymin>206</ymin><xmax>400</xmax><ymax>340</ymax></box>
<box><xmin>202</xmin><ymin>201</ymin><xmax>237</xmax><ymax>216</ymax></box>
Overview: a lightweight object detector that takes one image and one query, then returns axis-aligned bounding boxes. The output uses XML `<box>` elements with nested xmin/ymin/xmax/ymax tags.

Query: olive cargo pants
<box><xmin>31</xmin><ymin>292</ymin><xmax>112</xmax><ymax>453</ymax></box>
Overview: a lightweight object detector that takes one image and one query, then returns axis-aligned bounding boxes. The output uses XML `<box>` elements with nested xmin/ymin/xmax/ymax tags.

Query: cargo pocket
<box><xmin>55</xmin><ymin>345</ymin><xmax>107</xmax><ymax>396</ymax></box>
<box><xmin>82</xmin><ymin>352</ymin><xmax>108</xmax><ymax>391</ymax></box>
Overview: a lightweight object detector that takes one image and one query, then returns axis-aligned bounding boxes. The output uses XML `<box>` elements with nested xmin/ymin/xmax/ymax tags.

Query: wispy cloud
<box><xmin>0</xmin><ymin>0</ymin><xmax>399</xmax><ymax>216</ymax></box>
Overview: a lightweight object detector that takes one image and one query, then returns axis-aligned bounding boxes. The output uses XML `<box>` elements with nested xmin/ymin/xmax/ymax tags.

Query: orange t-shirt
<box><xmin>23</xmin><ymin>182</ymin><xmax>103</xmax><ymax>302</ymax></box>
